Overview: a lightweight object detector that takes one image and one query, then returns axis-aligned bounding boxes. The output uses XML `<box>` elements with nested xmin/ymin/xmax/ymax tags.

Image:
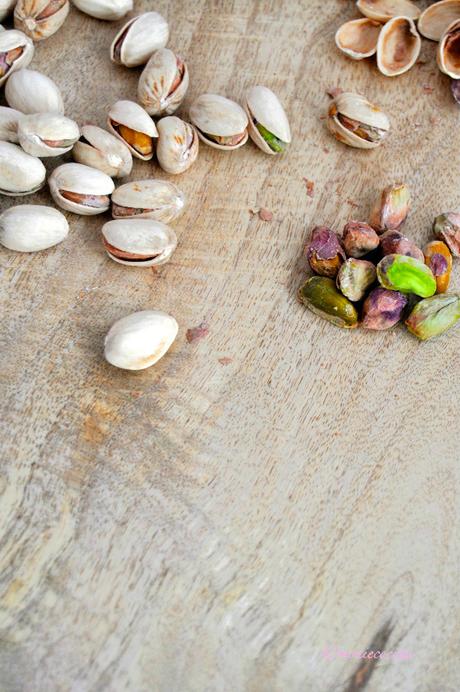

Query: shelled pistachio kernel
<box><xmin>370</xmin><ymin>183</ymin><xmax>410</xmax><ymax>234</ymax></box>
<box><xmin>377</xmin><ymin>254</ymin><xmax>436</xmax><ymax>298</ymax></box>
<box><xmin>433</xmin><ymin>212</ymin><xmax>460</xmax><ymax>257</ymax></box>
<box><xmin>406</xmin><ymin>294</ymin><xmax>460</xmax><ymax>340</ymax></box>
<box><xmin>362</xmin><ymin>287</ymin><xmax>407</xmax><ymax>330</ymax></box>
<box><xmin>298</xmin><ymin>276</ymin><xmax>358</xmax><ymax>328</ymax></box>
<box><xmin>342</xmin><ymin>221</ymin><xmax>379</xmax><ymax>258</ymax></box>
<box><xmin>424</xmin><ymin>240</ymin><xmax>452</xmax><ymax>294</ymax></box>
<box><xmin>380</xmin><ymin>230</ymin><xmax>424</xmax><ymax>261</ymax></box>
<box><xmin>305</xmin><ymin>226</ymin><xmax>345</xmax><ymax>278</ymax></box>
<box><xmin>336</xmin><ymin>258</ymin><xmax>376</xmax><ymax>302</ymax></box>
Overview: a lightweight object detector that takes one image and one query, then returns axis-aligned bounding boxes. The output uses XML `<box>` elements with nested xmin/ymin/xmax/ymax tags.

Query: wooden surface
<box><xmin>1</xmin><ymin>1</ymin><xmax>459</xmax><ymax>690</ymax></box>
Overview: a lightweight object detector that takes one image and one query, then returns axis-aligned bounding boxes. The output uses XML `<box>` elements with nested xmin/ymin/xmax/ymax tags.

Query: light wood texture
<box><xmin>1</xmin><ymin>1</ymin><xmax>459</xmax><ymax>690</ymax></box>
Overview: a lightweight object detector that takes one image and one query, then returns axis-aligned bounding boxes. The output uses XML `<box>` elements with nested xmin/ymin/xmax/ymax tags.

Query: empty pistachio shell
<box><xmin>102</xmin><ymin>218</ymin><xmax>177</xmax><ymax>267</ymax></box>
<box><xmin>419</xmin><ymin>0</ymin><xmax>460</xmax><ymax>41</ymax></box>
<box><xmin>14</xmin><ymin>0</ymin><xmax>70</xmax><ymax>42</ymax></box>
<box><xmin>104</xmin><ymin>310</ymin><xmax>178</xmax><ymax>371</ymax></box>
<box><xmin>438</xmin><ymin>19</ymin><xmax>460</xmax><ymax>78</ymax></box>
<box><xmin>298</xmin><ymin>276</ymin><xmax>358</xmax><ymax>328</ymax></box>
<box><xmin>433</xmin><ymin>211</ymin><xmax>460</xmax><ymax>256</ymax></box>
<box><xmin>336</xmin><ymin>258</ymin><xmax>376</xmax><ymax>302</ymax></box>
<box><xmin>18</xmin><ymin>112</ymin><xmax>79</xmax><ymax>157</ymax></box>
<box><xmin>327</xmin><ymin>92</ymin><xmax>390</xmax><ymax>149</ymax></box>
<box><xmin>377</xmin><ymin>16</ymin><xmax>421</xmax><ymax>77</ymax></box>
<box><xmin>380</xmin><ymin>230</ymin><xmax>424</xmax><ymax>261</ymax></box>
<box><xmin>138</xmin><ymin>48</ymin><xmax>189</xmax><ymax>118</ymax></box>
<box><xmin>156</xmin><ymin>116</ymin><xmax>199</xmax><ymax>175</ymax></box>
<box><xmin>335</xmin><ymin>18</ymin><xmax>381</xmax><ymax>60</ymax></box>
<box><xmin>0</xmin><ymin>204</ymin><xmax>68</xmax><ymax>251</ymax></box>
<box><xmin>342</xmin><ymin>221</ymin><xmax>380</xmax><ymax>258</ymax></box>
<box><xmin>5</xmin><ymin>68</ymin><xmax>64</xmax><ymax>114</ymax></box>
<box><xmin>190</xmin><ymin>94</ymin><xmax>249</xmax><ymax>150</ymax></box>
<box><xmin>0</xmin><ymin>141</ymin><xmax>46</xmax><ymax>195</ymax></box>
<box><xmin>406</xmin><ymin>293</ymin><xmax>460</xmax><ymax>340</ymax></box>
<box><xmin>362</xmin><ymin>287</ymin><xmax>408</xmax><ymax>330</ymax></box>
<box><xmin>72</xmin><ymin>0</ymin><xmax>132</xmax><ymax>21</ymax></box>
<box><xmin>0</xmin><ymin>0</ymin><xmax>16</xmax><ymax>21</ymax></box>
<box><xmin>110</xmin><ymin>11</ymin><xmax>169</xmax><ymax>67</ymax></box>
<box><xmin>377</xmin><ymin>254</ymin><xmax>437</xmax><ymax>297</ymax></box>
<box><xmin>369</xmin><ymin>183</ymin><xmax>410</xmax><ymax>233</ymax></box>
<box><xmin>306</xmin><ymin>226</ymin><xmax>345</xmax><ymax>278</ymax></box>
<box><xmin>0</xmin><ymin>29</ymin><xmax>34</xmax><ymax>87</ymax></box>
<box><xmin>73</xmin><ymin>125</ymin><xmax>132</xmax><ymax>178</ymax></box>
<box><xmin>0</xmin><ymin>105</ymin><xmax>23</xmax><ymax>143</ymax></box>
<box><xmin>245</xmin><ymin>85</ymin><xmax>291</xmax><ymax>155</ymax></box>
<box><xmin>357</xmin><ymin>0</ymin><xmax>420</xmax><ymax>22</ymax></box>
<box><xmin>49</xmin><ymin>162</ymin><xmax>114</xmax><ymax>215</ymax></box>
<box><xmin>111</xmin><ymin>179</ymin><xmax>185</xmax><ymax>223</ymax></box>
<box><xmin>107</xmin><ymin>100</ymin><xmax>158</xmax><ymax>161</ymax></box>
<box><xmin>424</xmin><ymin>240</ymin><xmax>452</xmax><ymax>293</ymax></box>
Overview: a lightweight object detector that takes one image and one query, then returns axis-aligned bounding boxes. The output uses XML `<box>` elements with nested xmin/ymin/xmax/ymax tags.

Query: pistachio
<box><xmin>245</xmin><ymin>85</ymin><xmax>291</xmax><ymax>155</ymax></box>
<box><xmin>357</xmin><ymin>0</ymin><xmax>420</xmax><ymax>22</ymax></box>
<box><xmin>0</xmin><ymin>29</ymin><xmax>34</xmax><ymax>86</ymax></box>
<box><xmin>0</xmin><ymin>105</ymin><xmax>23</xmax><ymax>143</ymax></box>
<box><xmin>72</xmin><ymin>125</ymin><xmax>132</xmax><ymax>178</ymax></box>
<box><xmin>138</xmin><ymin>48</ymin><xmax>189</xmax><ymax>117</ymax></box>
<box><xmin>438</xmin><ymin>19</ymin><xmax>460</xmax><ymax>79</ymax></box>
<box><xmin>72</xmin><ymin>0</ymin><xmax>132</xmax><ymax>21</ymax></box>
<box><xmin>362</xmin><ymin>287</ymin><xmax>408</xmax><ymax>330</ymax></box>
<box><xmin>110</xmin><ymin>11</ymin><xmax>169</xmax><ymax>67</ymax></box>
<box><xmin>17</xmin><ymin>112</ymin><xmax>79</xmax><ymax>158</ymax></box>
<box><xmin>433</xmin><ymin>211</ymin><xmax>460</xmax><ymax>256</ymax></box>
<box><xmin>49</xmin><ymin>162</ymin><xmax>114</xmax><ymax>215</ymax></box>
<box><xmin>5</xmin><ymin>68</ymin><xmax>64</xmax><ymax>114</ymax></box>
<box><xmin>424</xmin><ymin>240</ymin><xmax>452</xmax><ymax>293</ymax></box>
<box><xmin>336</xmin><ymin>258</ymin><xmax>376</xmax><ymax>302</ymax></box>
<box><xmin>369</xmin><ymin>183</ymin><xmax>410</xmax><ymax>233</ymax></box>
<box><xmin>0</xmin><ymin>141</ymin><xmax>46</xmax><ymax>196</ymax></box>
<box><xmin>101</xmin><ymin>218</ymin><xmax>177</xmax><ymax>267</ymax></box>
<box><xmin>111</xmin><ymin>179</ymin><xmax>185</xmax><ymax>223</ymax></box>
<box><xmin>380</xmin><ymin>230</ymin><xmax>424</xmax><ymax>261</ymax></box>
<box><xmin>335</xmin><ymin>18</ymin><xmax>381</xmax><ymax>61</ymax></box>
<box><xmin>342</xmin><ymin>221</ymin><xmax>380</xmax><ymax>257</ymax></box>
<box><xmin>418</xmin><ymin>0</ymin><xmax>460</xmax><ymax>42</ymax></box>
<box><xmin>107</xmin><ymin>100</ymin><xmax>158</xmax><ymax>161</ymax></box>
<box><xmin>14</xmin><ymin>0</ymin><xmax>70</xmax><ymax>42</ymax></box>
<box><xmin>189</xmin><ymin>94</ymin><xmax>249</xmax><ymax>150</ymax></box>
<box><xmin>377</xmin><ymin>254</ymin><xmax>437</xmax><ymax>297</ymax></box>
<box><xmin>0</xmin><ymin>204</ymin><xmax>68</xmax><ymax>252</ymax></box>
<box><xmin>305</xmin><ymin>226</ymin><xmax>345</xmax><ymax>278</ymax></box>
<box><xmin>376</xmin><ymin>16</ymin><xmax>421</xmax><ymax>77</ymax></box>
<box><xmin>298</xmin><ymin>276</ymin><xmax>358</xmax><ymax>328</ymax></box>
<box><xmin>327</xmin><ymin>92</ymin><xmax>390</xmax><ymax>149</ymax></box>
<box><xmin>156</xmin><ymin>116</ymin><xmax>199</xmax><ymax>175</ymax></box>
<box><xmin>405</xmin><ymin>293</ymin><xmax>460</xmax><ymax>340</ymax></box>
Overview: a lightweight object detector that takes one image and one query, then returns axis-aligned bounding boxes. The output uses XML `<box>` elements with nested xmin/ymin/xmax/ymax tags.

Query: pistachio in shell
<box><xmin>369</xmin><ymin>183</ymin><xmax>410</xmax><ymax>233</ymax></box>
<box><xmin>342</xmin><ymin>221</ymin><xmax>380</xmax><ymax>258</ymax></box>
<box><xmin>405</xmin><ymin>293</ymin><xmax>460</xmax><ymax>340</ymax></box>
<box><xmin>362</xmin><ymin>287</ymin><xmax>408</xmax><ymax>330</ymax></box>
<box><xmin>380</xmin><ymin>230</ymin><xmax>424</xmax><ymax>261</ymax></box>
<box><xmin>298</xmin><ymin>276</ymin><xmax>358</xmax><ymax>329</ymax></box>
<box><xmin>424</xmin><ymin>240</ymin><xmax>452</xmax><ymax>294</ymax></box>
<box><xmin>327</xmin><ymin>92</ymin><xmax>390</xmax><ymax>149</ymax></box>
<box><xmin>377</xmin><ymin>254</ymin><xmax>437</xmax><ymax>298</ymax></box>
<box><xmin>336</xmin><ymin>258</ymin><xmax>376</xmax><ymax>302</ymax></box>
<box><xmin>305</xmin><ymin>226</ymin><xmax>345</xmax><ymax>278</ymax></box>
<box><xmin>433</xmin><ymin>211</ymin><xmax>460</xmax><ymax>256</ymax></box>
<box><xmin>245</xmin><ymin>85</ymin><xmax>291</xmax><ymax>154</ymax></box>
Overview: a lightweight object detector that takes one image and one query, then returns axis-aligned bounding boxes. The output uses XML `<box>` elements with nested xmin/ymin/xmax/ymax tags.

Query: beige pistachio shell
<box><xmin>356</xmin><ymin>0</ymin><xmax>420</xmax><ymax>22</ymax></box>
<box><xmin>327</xmin><ymin>91</ymin><xmax>390</xmax><ymax>149</ymax></box>
<box><xmin>418</xmin><ymin>0</ymin><xmax>460</xmax><ymax>41</ymax></box>
<box><xmin>73</xmin><ymin>125</ymin><xmax>132</xmax><ymax>178</ymax></box>
<box><xmin>245</xmin><ymin>85</ymin><xmax>291</xmax><ymax>155</ymax></box>
<box><xmin>14</xmin><ymin>0</ymin><xmax>70</xmax><ymax>42</ymax></box>
<box><xmin>335</xmin><ymin>17</ymin><xmax>382</xmax><ymax>60</ymax></box>
<box><xmin>438</xmin><ymin>19</ymin><xmax>460</xmax><ymax>78</ymax></box>
<box><xmin>18</xmin><ymin>112</ymin><xmax>79</xmax><ymax>157</ymax></box>
<box><xmin>0</xmin><ymin>204</ymin><xmax>68</xmax><ymax>252</ymax></box>
<box><xmin>0</xmin><ymin>0</ymin><xmax>16</xmax><ymax>21</ymax></box>
<box><xmin>138</xmin><ymin>48</ymin><xmax>189</xmax><ymax>117</ymax></box>
<box><xmin>0</xmin><ymin>29</ymin><xmax>34</xmax><ymax>87</ymax></box>
<box><xmin>72</xmin><ymin>0</ymin><xmax>132</xmax><ymax>21</ymax></box>
<box><xmin>189</xmin><ymin>93</ymin><xmax>249</xmax><ymax>150</ymax></box>
<box><xmin>376</xmin><ymin>16</ymin><xmax>421</xmax><ymax>76</ymax></box>
<box><xmin>107</xmin><ymin>99</ymin><xmax>158</xmax><ymax>161</ymax></box>
<box><xmin>110</xmin><ymin>11</ymin><xmax>169</xmax><ymax>67</ymax></box>
<box><xmin>0</xmin><ymin>141</ymin><xmax>46</xmax><ymax>196</ymax></box>
<box><xmin>112</xmin><ymin>179</ymin><xmax>185</xmax><ymax>223</ymax></box>
<box><xmin>0</xmin><ymin>106</ymin><xmax>23</xmax><ymax>143</ymax></box>
<box><xmin>102</xmin><ymin>218</ymin><xmax>177</xmax><ymax>267</ymax></box>
<box><xmin>156</xmin><ymin>116</ymin><xmax>199</xmax><ymax>174</ymax></box>
<box><xmin>49</xmin><ymin>162</ymin><xmax>114</xmax><ymax>215</ymax></box>
<box><xmin>5</xmin><ymin>68</ymin><xmax>64</xmax><ymax>114</ymax></box>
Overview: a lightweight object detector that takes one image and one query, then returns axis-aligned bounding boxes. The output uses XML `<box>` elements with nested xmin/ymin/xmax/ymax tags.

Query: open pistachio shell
<box><xmin>72</xmin><ymin>0</ymin><xmax>132</xmax><ymax>21</ymax></box>
<box><xmin>5</xmin><ymin>68</ymin><xmax>64</xmax><ymax>114</ymax></box>
<box><xmin>107</xmin><ymin>100</ymin><xmax>158</xmax><ymax>161</ymax></box>
<box><xmin>0</xmin><ymin>29</ymin><xmax>34</xmax><ymax>87</ymax></box>
<box><xmin>335</xmin><ymin>18</ymin><xmax>382</xmax><ymax>60</ymax></box>
<box><xmin>0</xmin><ymin>141</ymin><xmax>46</xmax><ymax>196</ymax></box>
<box><xmin>18</xmin><ymin>112</ymin><xmax>79</xmax><ymax>157</ymax></box>
<box><xmin>73</xmin><ymin>125</ymin><xmax>132</xmax><ymax>178</ymax></box>
<box><xmin>138</xmin><ymin>49</ymin><xmax>189</xmax><ymax>117</ymax></box>
<box><xmin>438</xmin><ymin>19</ymin><xmax>460</xmax><ymax>78</ymax></box>
<box><xmin>156</xmin><ymin>116</ymin><xmax>199</xmax><ymax>175</ymax></box>
<box><xmin>110</xmin><ymin>11</ymin><xmax>169</xmax><ymax>67</ymax></box>
<box><xmin>357</xmin><ymin>0</ymin><xmax>420</xmax><ymax>22</ymax></box>
<box><xmin>112</xmin><ymin>179</ymin><xmax>185</xmax><ymax>223</ymax></box>
<box><xmin>0</xmin><ymin>106</ymin><xmax>23</xmax><ymax>143</ymax></box>
<box><xmin>189</xmin><ymin>94</ymin><xmax>248</xmax><ymax>150</ymax></box>
<box><xmin>49</xmin><ymin>162</ymin><xmax>114</xmax><ymax>215</ymax></box>
<box><xmin>327</xmin><ymin>91</ymin><xmax>390</xmax><ymax>149</ymax></box>
<box><xmin>418</xmin><ymin>0</ymin><xmax>460</xmax><ymax>41</ymax></box>
<box><xmin>0</xmin><ymin>0</ymin><xmax>16</xmax><ymax>21</ymax></box>
<box><xmin>245</xmin><ymin>85</ymin><xmax>291</xmax><ymax>155</ymax></box>
<box><xmin>102</xmin><ymin>219</ymin><xmax>177</xmax><ymax>267</ymax></box>
<box><xmin>377</xmin><ymin>16</ymin><xmax>421</xmax><ymax>76</ymax></box>
<box><xmin>14</xmin><ymin>0</ymin><xmax>70</xmax><ymax>42</ymax></box>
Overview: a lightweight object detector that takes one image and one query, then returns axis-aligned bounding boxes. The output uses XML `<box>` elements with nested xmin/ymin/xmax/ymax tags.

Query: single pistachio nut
<box><xmin>245</xmin><ymin>85</ymin><xmax>291</xmax><ymax>155</ymax></box>
<box><xmin>190</xmin><ymin>94</ymin><xmax>249</xmax><ymax>150</ymax></box>
<box><xmin>438</xmin><ymin>19</ymin><xmax>460</xmax><ymax>78</ymax></box>
<box><xmin>112</xmin><ymin>179</ymin><xmax>185</xmax><ymax>223</ymax></box>
<box><xmin>0</xmin><ymin>29</ymin><xmax>34</xmax><ymax>87</ymax></box>
<box><xmin>362</xmin><ymin>287</ymin><xmax>408</xmax><ymax>330</ymax></box>
<box><xmin>0</xmin><ymin>141</ymin><xmax>46</xmax><ymax>195</ymax></box>
<box><xmin>0</xmin><ymin>0</ymin><xmax>16</xmax><ymax>21</ymax></box>
<box><xmin>298</xmin><ymin>276</ymin><xmax>358</xmax><ymax>328</ymax></box>
<box><xmin>369</xmin><ymin>182</ymin><xmax>410</xmax><ymax>233</ymax></box>
<box><xmin>111</xmin><ymin>11</ymin><xmax>168</xmax><ymax>67</ymax></box>
<box><xmin>0</xmin><ymin>105</ymin><xmax>23</xmax><ymax>143</ymax></box>
<box><xmin>327</xmin><ymin>92</ymin><xmax>390</xmax><ymax>149</ymax></box>
<box><xmin>14</xmin><ymin>0</ymin><xmax>70</xmax><ymax>42</ymax></box>
<box><xmin>335</xmin><ymin>18</ymin><xmax>381</xmax><ymax>61</ymax></box>
<box><xmin>376</xmin><ymin>16</ymin><xmax>421</xmax><ymax>77</ymax></box>
<box><xmin>342</xmin><ymin>220</ymin><xmax>380</xmax><ymax>257</ymax></box>
<box><xmin>377</xmin><ymin>254</ymin><xmax>437</xmax><ymax>297</ymax></box>
<box><xmin>405</xmin><ymin>293</ymin><xmax>460</xmax><ymax>340</ymax></box>
<box><xmin>18</xmin><ymin>112</ymin><xmax>79</xmax><ymax>157</ymax></box>
<box><xmin>336</xmin><ymin>258</ymin><xmax>376</xmax><ymax>302</ymax></box>
<box><xmin>380</xmin><ymin>230</ymin><xmax>424</xmax><ymax>261</ymax></box>
<box><xmin>104</xmin><ymin>309</ymin><xmax>178</xmax><ymax>371</ymax></box>
<box><xmin>0</xmin><ymin>204</ymin><xmax>68</xmax><ymax>251</ymax></box>
<box><xmin>305</xmin><ymin>226</ymin><xmax>345</xmax><ymax>278</ymax></box>
<box><xmin>5</xmin><ymin>68</ymin><xmax>64</xmax><ymax>114</ymax></box>
<box><xmin>102</xmin><ymin>218</ymin><xmax>177</xmax><ymax>267</ymax></box>
<box><xmin>156</xmin><ymin>116</ymin><xmax>199</xmax><ymax>175</ymax></box>
<box><xmin>424</xmin><ymin>240</ymin><xmax>452</xmax><ymax>293</ymax></box>
<box><xmin>433</xmin><ymin>211</ymin><xmax>460</xmax><ymax>256</ymax></box>
<box><xmin>49</xmin><ymin>162</ymin><xmax>114</xmax><ymax>215</ymax></box>
<box><xmin>107</xmin><ymin>99</ymin><xmax>158</xmax><ymax>161</ymax></box>
<box><xmin>73</xmin><ymin>125</ymin><xmax>132</xmax><ymax>178</ymax></box>
<box><xmin>72</xmin><ymin>0</ymin><xmax>132</xmax><ymax>21</ymax></box>
<box><xmin>418</xmin><ymin>0</ymin><xmax>460</xmax><ymax>42</ymax></box>
<box><xmin>138</xmin><ymin>49</ymin><xmax>189</xmax><ymax>117</ymax></box>
<box><xmin>357</xmin><ymin>0</ymin><xmax>420</xmax><ymax>22</ymax></box>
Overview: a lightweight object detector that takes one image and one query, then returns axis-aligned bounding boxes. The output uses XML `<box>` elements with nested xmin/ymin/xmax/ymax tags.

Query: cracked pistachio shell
<box><xmin>377</xmin><ymin>16</ymin><xmax>421</xmax><ymax>77</ymax></box>
<box><xmin>306</xmin><ymin>226</ymin><xmax>345</xmax><ymax>278</ymax></box>
<box><xmin>336</xmin><ymin>258</ymin><xmax>376</xmax><ymax>302</ymax></box>
<box><xmin>104</xmin><ymin>310</ymin><xmax>178</xmax><ymax>370</ymax></box>
<box><xmin>73</xmin><ymin>125</ymin><xmax>132</xmax><ymax>178</ymax></box>
<box><xmin>0</xmin><ymin>29</ymin><xmax>34</xmax><ymax>87</ymax></box>
<box><xmin>190</xmin><ymin>94</ymin><xmax>249</xmax><ymax>150</ymax></box>
<box><xmin>49</xmin><ymin>162</ymin><xmax>114</xmax><ymax>215</ymax></box>
<box><xmin>433</xmin><ymin>211</ymin><xmax>460</xmax><ymax>256</ymax></box>
<box><xmin>102</xmin><ymin>218</ymin><xmax>177</xmax><ymax>267</ymax></box>
<box><xmin>107</xmin><ymin>100</ymin><xmax>158</xmax><ymax>161</ymax></box>
<box><xmin>357</xmin><ymin>0</ymin><xmax>420</xmax><ymax>22</ymax></box>
<box><xmin>14</xmin><ymin>0</ymin><xmax>70</xmax><ymax>42</ymax></box>
<box><xmin>380</xmin><ymin>230</ymin><xmax>424</xmax><ymax>261</ymax></box>
<box><xmin>0</xmin><ymin>106</ymin><xmax>23</xmax><ymax>143</ymax></box>
<box><xmin>0</xmin><ymin>204</ymin><xmax>68</xmax><ymax>251</ymax></box>
<box><xmin>298</xmin><ymin>276</ymin><xmax>358</xmax><ymax>328</ymax></box>
<box><xmin>72</xmin><ymin>0</ymin><xmax>132</xmax><ymax>21</ymax></box>
<box><xmin>0</xmin><ymin>0</ymin><xmax>16</xmax><ymax>21</ymax></box>
<box><xmin>438</xmin><ymin>19</ymin><xmax>460</xmax><ymax>78</ymax></box>
<box><xmin>424</xmin><ymin>240</ymin><xmax>452</xmax><ymax>293</ymax></box>
<box><xmin>245</xmin><ymin>85</ymin><xmax>291</xmax><ymax>155</ymax></box>
<box><xmin>0</xmin><ymin>141</ymin><xmax>46</xmax><ymax>195</ymax></box>
<box><xmin>110</xmin><ymin>12</ymin><xmax>169</xmax><ymax>67</ymax></box>
<box><xmin>335</xmin><ymin>18</ymin><xmax>381</xmax><ymax>60</ymax></box>
<box><xmin>419</xmin><ymin>0</ymin><xmax>460</xmax><ymax>41</ymax></box>
<box><xmin>138</xmin><ymin>49</ymin><xmax>189</xmax><ymax>117</ymax></box>
<box><xmin>342</xmin><ymin>221</ymin><xmax>380</xmax><ymax>257</ymax></box>
<box><xmin>369</xmin><ymin>183</ymin><xmax>410</xmax><ymax>233</ymax></box>
<box><xmin>406</xmin><ymin>293</ymin><xmax>460</xmax><ymax>340</ymax></box>
<box><xmin>5</xmin><ymin>68</ymin><xmax>64</xmax><ymax>114</ymax></box>
<box><xmin>18</xmin><ymin>112</ymin><xmax>79</xmax><ymax>157</ymax></box>
<box><xmin>377</xmin><ymin>254</ymin><xmax>437</xmax><ymax>297</ymax></box>
<box><xmin>156</xmin><ymin>116</ymin><xmax>199</xmax><ymax>175</ymax></box>
<box><xmin>362</xmin><ymin>287</ymin><xmax>408</xmax><ymax>330</ymax></box>
<box><xmin>112</xmin><ymin>179</ymin><xmax>185</xmax><ymax>223</ymax></box>
<box><xmin>327</xmin><ymin>92</ymin><xmax>390</xmax><ymax>149</ymax></box>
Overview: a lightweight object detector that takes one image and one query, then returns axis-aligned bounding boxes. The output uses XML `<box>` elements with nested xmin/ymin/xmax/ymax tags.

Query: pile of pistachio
<box><xmin>0</xmin><ymin>1</ymin><xmax>291</xmax><ymax>371</ymax></box>
<box><xmin>299</xmin><ymin>183</ymin><xmax>460</xmax><ymax>340</ymax></box>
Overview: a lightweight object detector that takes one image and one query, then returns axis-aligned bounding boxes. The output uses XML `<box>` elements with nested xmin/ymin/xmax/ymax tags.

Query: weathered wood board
<box><xmin>1</xmin><ymin>1</ymin><xmax>459</xmax><ymax>690</ymax></box>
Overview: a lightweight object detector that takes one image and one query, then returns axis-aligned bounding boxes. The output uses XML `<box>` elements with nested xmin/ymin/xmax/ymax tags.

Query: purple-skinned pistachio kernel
<box><xmin>380</xmin><ymin>230</ymin><xmax>424</xmax><ymax>262</ymax></box>
<box><xmin>305</xmin><ymin>225</ymin><xmax>345</xmax><ymax>278</ymax></box>
<box><xmin>342</xmin><ymin>221</ymin><xmax>380</xmax><ymax>258</ymax></box>
<box><xmin>433</xmin><ymin>212</ymin><xmax>460</xmax><ymax>257</ymax></box>
<box><xmin>362</xmin><ymin>287</ymin><xmax>408</xmax><ymax>330</ymax></box>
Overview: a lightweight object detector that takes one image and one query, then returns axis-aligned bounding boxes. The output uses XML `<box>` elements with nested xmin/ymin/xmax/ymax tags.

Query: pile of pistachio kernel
<box><xmin>298</xmin><ymin>183</ymin><xmax>460</xmax><ymax>341</ymax></box>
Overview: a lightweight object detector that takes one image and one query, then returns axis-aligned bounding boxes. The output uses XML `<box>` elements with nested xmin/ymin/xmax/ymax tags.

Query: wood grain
<box><xmin>1</xmin><ymin>1</ymin><xmax>459</xmax><ymax>690</ymax></box>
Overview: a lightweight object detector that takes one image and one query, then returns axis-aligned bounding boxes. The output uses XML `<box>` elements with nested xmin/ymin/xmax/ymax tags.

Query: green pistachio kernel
<box><xmin>405</xmin><ymin>294</ymin><xmax>460</xmax><ymax>340</ymax></box>
<box><xmin>256</xmin><ymin>123</ymin><xmax>285</xmax><ymax>153</ymax></box>
<box><xmin>298</xmin><ymin>276</ymin><xmax>358</xmax><ymax>328</ymax></box>
<box><xmin>377</xmin><ymin>254</ymin><xmax>436</xmax><ymax>298</ymax></box>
